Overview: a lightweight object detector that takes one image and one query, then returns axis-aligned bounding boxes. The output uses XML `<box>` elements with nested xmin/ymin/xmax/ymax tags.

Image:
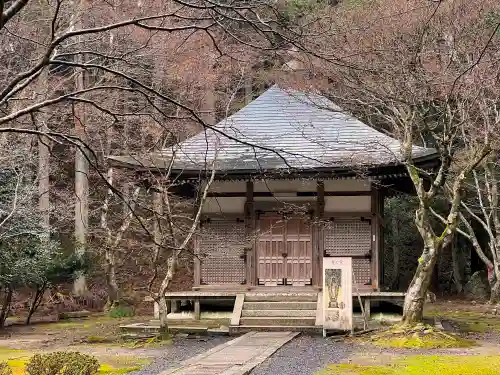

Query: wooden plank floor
<box><xmin>159</xmin><ymin>331</ymin><xmax>298</xmax><ymax>375</ymax></box>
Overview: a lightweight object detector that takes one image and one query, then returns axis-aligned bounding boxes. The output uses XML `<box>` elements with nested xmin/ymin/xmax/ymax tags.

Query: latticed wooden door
<box><xmin>257</xmin><ymin>217</ymin><xmax>312</xmax><ymax>286</ymax></box>
<box><xmin>199</xmin><ymin>219</ymin><xmax>246</xmax><ymax>284</ymax></box>
<box><xmin>323</xmin><ymin>218</ymin><xmax>373</xmax><ymax>287</ymax></box>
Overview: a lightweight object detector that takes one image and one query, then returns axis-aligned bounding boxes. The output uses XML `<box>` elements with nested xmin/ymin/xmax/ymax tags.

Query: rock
<box><xmin>58</xmin><ymin>310</ymin><xmax>90</xmax><ymax>320</ymax></box>
<box><xmin>464</xmin><ymin>271</ymin><xmax>491</xmax><ymax>300</ymax></box>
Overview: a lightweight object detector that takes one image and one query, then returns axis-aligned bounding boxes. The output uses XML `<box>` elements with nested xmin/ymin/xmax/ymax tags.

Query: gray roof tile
<box><xmin>109</xmin><ymin>86</ymin><xmax>436</xmax><ymax>172</ymax></box>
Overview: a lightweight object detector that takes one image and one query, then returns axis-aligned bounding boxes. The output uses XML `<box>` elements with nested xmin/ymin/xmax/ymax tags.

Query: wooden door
<box><xmin>257</xmin><ymin>217</ymin><xmax>312</xmax><ymax>286</ymax></box>
<box><xmin>285</xmin><ymin>218</ymin><xmax>312</xmax><ymax>286</ymax></box>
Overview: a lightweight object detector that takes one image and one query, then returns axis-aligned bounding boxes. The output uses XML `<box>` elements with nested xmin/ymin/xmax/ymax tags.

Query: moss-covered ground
<box><xmin>362</xmin><ymin>323</ymin><xmax>475</xmax><ymax>349</ymax></box>
<box><xmin>425</xmin><ymin>302</ymin><xmax>500</xmax><ymax>334</ymax></box>
<box><xmin>0</xmin><ymin>347</ymin><xmax>151</xmax><ymax>375</ymax></box>
<box><xmin>0</xmin><ymin>314</ymin><xmax>164</xmax><ymax>374</ymax></box>
<box><xmin>319</xmin><ymin>355</ymin><xmax>500</xmax><ymax>375</ymax></box>
<box><xmin>321</xmin><ymin>300</ymin><xmax>500</xmax><ymax>375</ymax></box>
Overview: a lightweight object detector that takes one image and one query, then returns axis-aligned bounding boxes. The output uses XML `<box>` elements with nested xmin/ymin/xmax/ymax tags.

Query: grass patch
<box><xmin>108</xmin><ymin>306</ymin><xmax>134</xmax><ymax>319</ymax></box>
<box><xmin>98</xmin><ymin>363</ymin><xmax>141</xmax><ymax>374</ymax></box>
<box><xmin>120</xmin><ymin>336</ymin><xmax>171</xmax><ymax>349</ymax></box>
<box><xmin>98</xmin><ymin>356</ymin><xmax>150</xmax><ymax>375</ymax></box>
<box><xmin>362</xmin><ymin>324</ymin><xmax>474</xmax><ymax>349</ymax></box>
<box><xmin>425</xmin><ymin>305</ymin><xmax>500</xmax><ymax>334</ymax></box>
<box><xmin>85</xmin><ymin>335</ymin><xmax>117</xmax><ymax>344</ymax></box>
<box><xmin>319</xmin><ymin>355</ymin><xmax>500</xmax><ymax>375</ymax></box>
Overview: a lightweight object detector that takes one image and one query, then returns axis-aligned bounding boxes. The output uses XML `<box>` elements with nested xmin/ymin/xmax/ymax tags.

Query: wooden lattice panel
<box><xmin>199</xmin><ymin>219</ymin><xmax>246</xmax><ymax>284</ymax></box>
<box><xmin>323</xmin><ymin>218</ymin><xmax>372</xmax><ymax>256</ymax></box>
<box><xmin>353</xmin><ymin>258</ymin><xmax>372</xmax><ymax>285</ymax></box>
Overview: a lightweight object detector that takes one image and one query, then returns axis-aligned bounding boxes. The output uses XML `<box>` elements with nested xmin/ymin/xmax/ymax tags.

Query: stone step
<box><xmin>243</xmin><ymin>301</ymin><xmax>317</xmax><ymax>310</ymax></box>
<box><xmin>230</xmin><ymin>325</ymin><xmax>321</xmax><ymax>335</ymax></box>
<box><xmin>241</xmin><ymin>309</ymin><xmax>316</xmax><ymax>317</ymax></box>
<box><xmin>244</xmin><ymin>293</ymin><xmax>318</xmax><ymax>302</ymax></box>
<box><xmin>239</xmin><ymin>317</ymin><xmax>316</xmax><ymax>326</ymax></box>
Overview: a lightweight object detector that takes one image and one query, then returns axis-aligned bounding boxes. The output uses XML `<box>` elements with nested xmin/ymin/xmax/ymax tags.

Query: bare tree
<box><xmin>305</xmin><ymin>0</ymin><xmax>500</xmax><ymax>324</ymax></box>
<box><xmin>0</xmin><ymin>0</ymin><xmax>315</xmax><ymax>304</ymax></box>
<box><xmin>457</xmin><ymin>150</ymin><xmax>500</xmax><ymax>304</ymax></box>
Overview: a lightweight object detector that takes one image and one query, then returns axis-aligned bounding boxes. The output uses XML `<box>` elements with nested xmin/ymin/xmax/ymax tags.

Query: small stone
<box><xmin>471</xmin><ymin>301</ymin><xmax>477</xmax><ymax>305</ymax></box>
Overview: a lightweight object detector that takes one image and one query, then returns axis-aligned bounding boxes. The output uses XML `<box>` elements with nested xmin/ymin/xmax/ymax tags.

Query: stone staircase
<box><xmin>230</xmin><ymin>292</ymin><xmax>321</xmax><ymax>334</ymax></box>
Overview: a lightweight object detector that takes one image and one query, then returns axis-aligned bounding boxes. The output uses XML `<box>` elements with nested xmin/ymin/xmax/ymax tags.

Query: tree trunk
<box><xmin>26</xmin><ymin>286</ymin><xmax>45</xmax><ymax>325</ymax></box>
<box><xmin>73</xmin><ymin>111</ymin><xmax>89</xmax><ymax>296</ymax></box>
<box><xmin>0</xmin><ymin>288</ymin><xmax>13</xmax><ymax>328</ymax></box>
<box><xmin>73</xmin><ymin>6</ymin><xmax>88</xmax><ymax>296</ymax></box>
<box><xmin>158</xmin><ymin>295</ymin><xmax>169</xmax><ymax>336</ymax></box>
<box><xmin>37</xmin><ymin>113</ymin><xmax>50</xmax><ymax>234</ymax></box>
<box><xmin>402</xmin><ymin>245</ymin><xmax>439</xmax><ymax>324</ymax></box>
<box><xmin>491</xmin><ymin>280</ymin><xmax>500</xmax><ymax>304</ymax></box>
<box><xmin>104</xmin><ymin>248</ymin><xmax>120</xmax><ymax>309</ymax></box>
<box><xmin>157</xmin><ymin>256</ymin><xmax>177</xmax><ymax>333</ymax></box>
<box><xmin>451</xmin><ymin>236</ymin><xmax>463</xmax><ymax>294</ymax></box>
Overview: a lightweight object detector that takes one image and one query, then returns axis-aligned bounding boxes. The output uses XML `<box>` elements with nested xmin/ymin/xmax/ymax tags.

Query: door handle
<box><xmin>282</xmin><ymin>252</ymin><xmax>288</xmax><ymax>258</ymax></box>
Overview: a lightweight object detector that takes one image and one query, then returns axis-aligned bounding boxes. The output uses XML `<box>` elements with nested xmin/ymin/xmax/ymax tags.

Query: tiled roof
<box><xmin>109</xmin><ymin>86</ymin><xmax>436</xmax><ymax>173</ymax></box>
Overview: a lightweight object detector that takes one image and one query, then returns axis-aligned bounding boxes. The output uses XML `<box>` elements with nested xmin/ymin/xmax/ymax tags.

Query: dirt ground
<box><xmin>1</xmin><ymin>299</ymin><xmax>499</xmax><ymax>375</ymax></box>
<box><xmin>0</xmin><ymin>314</ymin><xmax>168</xmax><ymax>374</ymax></box>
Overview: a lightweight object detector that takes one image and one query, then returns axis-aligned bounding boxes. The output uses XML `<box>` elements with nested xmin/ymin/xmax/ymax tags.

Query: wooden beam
<box><xmin>244</xmin><ymin>180</ymin><xmax>255</xmax><ymax>285</ymax></box>
<box><xmin>230</xmin><ymin>293</ymin><xmax>245</xmax><ymax>326</ymax></box>
<box><xmin>207</xmin><ymin>190</ymin><xmax>372</xmax><ymax>197</ymax></box>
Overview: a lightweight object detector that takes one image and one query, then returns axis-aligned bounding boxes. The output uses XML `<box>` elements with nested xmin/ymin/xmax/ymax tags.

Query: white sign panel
<box><xmin>323</xmin><ymin>257</ymin><xmax>353</xmax><ymax>332</ymax></box>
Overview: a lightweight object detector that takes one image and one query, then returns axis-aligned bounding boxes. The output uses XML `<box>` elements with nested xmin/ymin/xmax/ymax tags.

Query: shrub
<box><xmin>26</xmin><ymin>352</ymin><xmax>99</xmax><ymax>375</ymax></box>
<box><xmin>0</xmin><ymin>362</ymin><xmax>12</xmax><ymax>375</ymax></box>
<box><xmin>108</xmin><ymin>305</ymin><xmax>134</xmax><ymax>318</ymax></box>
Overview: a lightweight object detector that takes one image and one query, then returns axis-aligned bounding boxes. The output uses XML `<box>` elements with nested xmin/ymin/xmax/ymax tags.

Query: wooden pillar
<box><xmin>171</xmin><ymin>300</ymin><xmax>180</xmax><ymax>313</ymax></box>
<box><xmin>379</xmin><ymin>188</ymin><xmax>385</xmax><ymax>289</ymax></box>
<box><xmin>193</xmin><ymin>299</ymin><xmax>201</xmax><ymax>320</ymax></box>
<box><xmin>314</xmin><ymin>181</ymin><xmax>325</xmax><ymax>287</ymax></box>
<box><xmin>244</xmin><ymin>180</ymin><xmax>255</xmax><ymax>285</ymax></box>
<box><xmin>193</xmin><ymin>184</ymin><xmax>202</xmax><ymax>287</ymax></box>
<box><xmin>371</xmin><ymin>185</ymin><xmax>382</xmax><ymax>291</ymax></box>
<box><xmin>364</xmin><ymin>298</ymin><xmax>371</xmax><ymax>319</ymax></box>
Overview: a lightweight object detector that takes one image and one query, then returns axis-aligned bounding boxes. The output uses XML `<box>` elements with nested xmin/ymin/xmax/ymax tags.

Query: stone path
<box><xmin>159</xmin><ymin>332</ymin><xmax>298</xmax><ymax>375</ymax></box>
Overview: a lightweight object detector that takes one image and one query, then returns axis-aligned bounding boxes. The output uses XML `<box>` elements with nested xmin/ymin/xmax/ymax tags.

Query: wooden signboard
<box><xmin>323</xmin><ymin>257</ymin><xmax>353</xmax><ymax>334</ymax></box>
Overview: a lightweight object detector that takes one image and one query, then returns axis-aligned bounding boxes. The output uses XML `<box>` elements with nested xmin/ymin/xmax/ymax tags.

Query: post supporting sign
<box><xmin>322</xmin><ymin>257</ymin><xmax>353</xmax><ymax>335</ymax></box>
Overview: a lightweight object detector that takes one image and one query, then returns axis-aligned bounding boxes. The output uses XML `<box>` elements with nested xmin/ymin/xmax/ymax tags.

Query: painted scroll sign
<box><xmin>323</xmin><ymin>257</ymin><xmax>353</xmax><ymax>334</ymax></box>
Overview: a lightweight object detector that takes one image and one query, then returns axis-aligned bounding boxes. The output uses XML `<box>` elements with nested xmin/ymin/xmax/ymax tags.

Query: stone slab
<box><xmin>159</xmin><ymin>331</ymin><xmax>298</xmax><ymax>375</ymax></box>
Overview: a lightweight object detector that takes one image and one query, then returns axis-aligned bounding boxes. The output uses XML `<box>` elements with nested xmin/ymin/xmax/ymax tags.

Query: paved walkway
<box><xmin>159</xmin><ymin>332</ymin><xmax>299</xmax><ymax>375</ymax></box>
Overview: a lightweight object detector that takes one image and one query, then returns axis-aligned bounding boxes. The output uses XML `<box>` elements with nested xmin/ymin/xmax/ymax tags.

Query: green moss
<box><xmin>363</xmin><ymin>325</ymin><xmax>474</xmax><ymax>349</ymax></box>
<box><xmin>372</xmin><ymin>331</ymin><xmax>474</xmax><ymax>349</ymax></box>
<box><xmin>424</xmin><ymin>309</ymin><xmax>500</xmax><ymax>334</ymax></box>
<box><xmin>98</xmin><ymin>364</ymin><xmax>140</xmax><ymax>374</ymax></box>
<box><xmin>320</xmin><ymin>355</ymin><xmax>500</xmax><ymax>375</ymax></box>
<box><xmin>318</xmin><ymin>364</ymin><xmax>393</xmax><ymax>375</ymax></box>
<box><xmin>86</xmin><ymin>336</ymin><xmax>116</xmax><ymax>344</ymax></box>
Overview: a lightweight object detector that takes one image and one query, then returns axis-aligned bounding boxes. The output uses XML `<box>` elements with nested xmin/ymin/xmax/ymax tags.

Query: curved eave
<box><xmin>107</xmin><ymin>150</ymin><xmax>439</xmax><ymax>180</ymax></box>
